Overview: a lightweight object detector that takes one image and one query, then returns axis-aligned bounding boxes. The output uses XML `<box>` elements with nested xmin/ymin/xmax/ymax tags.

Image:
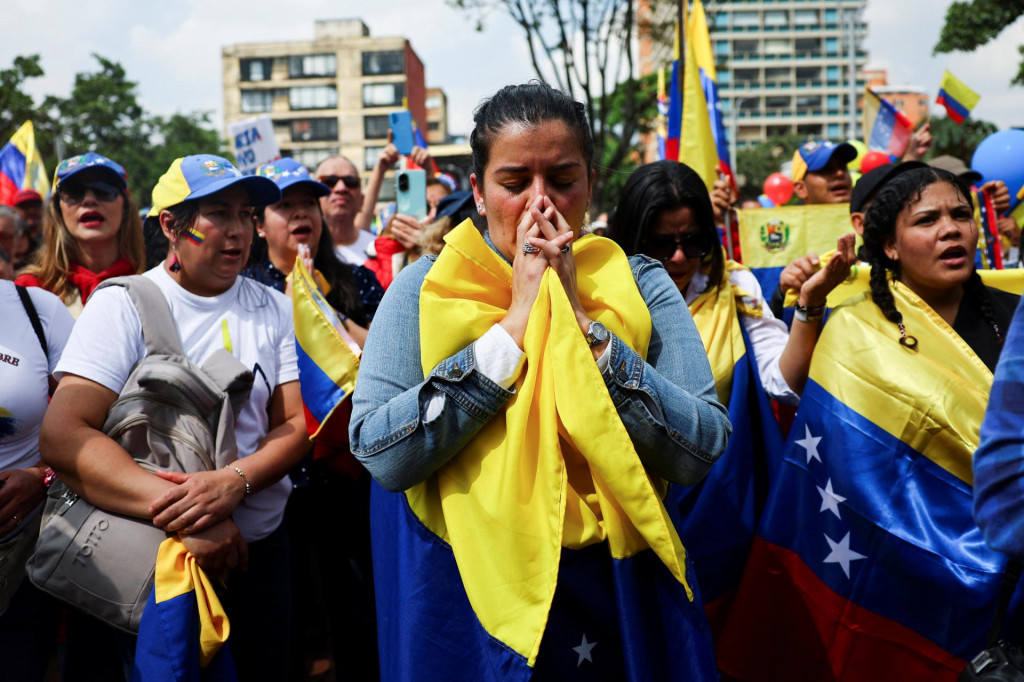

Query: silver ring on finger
<box><xmin>12</xmin><ymin>514</ymin><xmax>19</xmax><ymax>526</ymax></box>
<box><xmin>522</xmin><ymin>243</ymin><xmax>540</xmax><ymax>254</ymax></box>
<box><xmin>560</xmin><ymin>243</ymin><xmax>571</xmax><ymax>254</ymax></box>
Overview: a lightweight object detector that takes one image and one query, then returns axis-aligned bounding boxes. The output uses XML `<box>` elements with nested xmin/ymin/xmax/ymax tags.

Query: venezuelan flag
<box><xmin>0</xmin><ymin>121</ymin><xmax>49</xmax><ymax>205</ymax></box>
<box><xmin>668</xmin><ymin>263</ymin><xmax>784</xmax><ymax>640</ymax></box>
<box><xmin>291</xmin><ymin>258</ymin><xmax>359</xmax><ymax>441</ymax></box>
<box><xmin>656</xmin><ymin>68</ymin><xmax>669</xmax><ymax>161</ymax></box>
<box><xmin>682</xmin><ymin>0</ymin><xmax>720</xmax><ymax>192</ymax></box>
<box><xmin>863</xmin><ymin>89</ymin><xmax>914</xmax><ymax>157</ymax></box>
<box><xmin>665</xmin><ymin>30</ymin><xmax>682</xmax><ymax>162</ymax></box>
<box><xmin>936</xmin><ymin>70</ymin><xmax>980</xmax><ymax>125</ymax></box>
<box><xmin>688</xmin><ymin>0</ymin><xmax>735</xmax><ymax>192</ymax></box>
<box><xmin>737</xmin><ymin>204</ymin><xmax>854</xmax><ymax>298</ymax></box>
<box><xmin>717</xmin><ymin>285</ymin><xmax>1024</xmax><ymax>680</ymax></box>
<box><xmin>132</xmin><ymin>538</ymin><xmax>236</xmax><ymax>681</ymax></box>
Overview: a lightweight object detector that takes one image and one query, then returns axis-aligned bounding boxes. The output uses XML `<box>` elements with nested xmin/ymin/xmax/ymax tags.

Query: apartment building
<box><xmin>222</xmin><ymin>18</ymin><xmax>445</xmax><ymax>200</ymax></box>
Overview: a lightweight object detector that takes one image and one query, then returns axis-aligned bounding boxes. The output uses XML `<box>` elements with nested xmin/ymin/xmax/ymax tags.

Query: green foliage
<box><xmin>935</xmin><ymin>0</ymin><xmax>1024</xmax><ymax>86</ymax></box>
<box><xmin>0</xmin><ymin>54</ymin><xmax>226</xmax><ymax>206</ymax></box>
<box><xmin>924</xmin><ymin>115</ymin><xmax>998</xmax><ymax>164</ymax></box>
<box><xmin>0</xmin><ymin>55</ymin><xmax>45</xmax><ymax>144</ymax></box>
<box><xmin>735</xmin><ymin>132</ymin><xmax>807</xmax><ymax>197</ymax></box>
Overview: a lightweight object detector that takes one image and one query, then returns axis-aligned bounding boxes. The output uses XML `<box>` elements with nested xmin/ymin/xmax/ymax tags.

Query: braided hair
<box><xmin>862</xmin><ymin>166</ymin><xmax>1003</xmax><ymax>349</ymax></box>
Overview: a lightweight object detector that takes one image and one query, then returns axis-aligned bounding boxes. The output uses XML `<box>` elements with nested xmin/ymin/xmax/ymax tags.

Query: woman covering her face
<box><xmin>350</xmin><ymin>82</ymin><xmax>731</xmax><ymax>679</ymax></box>
<box><xmin>15</xmin><ymin>153</ymin><xmax>145</xmax><ymax>318</ymax></box>
<box><xmin>40</xmin><ymin>154</ymin><xmax>309</xmax><ymax>680</ymax></box>
<box><xmin>718</xmin><ymin>167</ymin><xmax>1023</xmax><ymax>678</ymax></box>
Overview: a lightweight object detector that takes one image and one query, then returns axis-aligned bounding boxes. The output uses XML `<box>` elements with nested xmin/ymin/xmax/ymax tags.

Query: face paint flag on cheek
<box><xmin>186</xmin><ymin>227</ymin><xmax>205</xmax><ymax>245</ymax></box>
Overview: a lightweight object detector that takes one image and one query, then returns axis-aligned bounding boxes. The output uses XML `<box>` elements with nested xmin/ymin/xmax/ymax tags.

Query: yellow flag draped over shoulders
<box><xmin>414</xmin><ymin>219</ymin><xmax>692</xmax><ymax>665</ymax></box>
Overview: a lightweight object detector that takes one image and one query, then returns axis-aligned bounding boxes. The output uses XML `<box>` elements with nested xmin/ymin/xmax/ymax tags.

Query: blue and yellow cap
<box><xmin>254</xmin><ymin>158</ymin><xmax>330</xmax><ymax>197</ymax></box>
<box><xmin>54</xmin><ymin>152</ymin><xmax>128</xmax><ymax>191</ymax></box>
<box><xmin>792</xmin><ymin>140</ymin><xmax>857</xmax><ymax>182</ymax></box>
<box><xmin>147</xmin><ymin>154</ymin><xmax>281</xmax><ymax>217</ymax></box>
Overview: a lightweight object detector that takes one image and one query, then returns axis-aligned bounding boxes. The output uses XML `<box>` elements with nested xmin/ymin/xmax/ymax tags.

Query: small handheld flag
<box><xmin>863</xmin><ymin>89</ymin><xmax>914</xmax><ymax>157</ymax></box>
<box><xmin>936</xmin><ymin>70</ymin><xmax>980</xmax><ymax>125</ymax></box>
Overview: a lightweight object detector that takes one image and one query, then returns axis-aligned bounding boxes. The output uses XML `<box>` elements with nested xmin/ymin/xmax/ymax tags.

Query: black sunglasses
<box><xmin>59</xmin><ymin>180</ymin><xmax>121</xmax><ymax>204</ymax></box>
<box><xmin>641</xmin><ymin>233</ymin><xmax>710</xmax><ymax>262</ymax></box>
<box><xmin>318</xmin><ymin>174</ymin><xmax>360</xmax><ymax>190</ymax></box>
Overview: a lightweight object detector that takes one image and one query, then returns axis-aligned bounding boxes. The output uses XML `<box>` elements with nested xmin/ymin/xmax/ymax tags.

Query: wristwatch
<box><xmin>585</xmin><ymin>321</ymin><xmax>610</xmax><ymax>348</ymax></box>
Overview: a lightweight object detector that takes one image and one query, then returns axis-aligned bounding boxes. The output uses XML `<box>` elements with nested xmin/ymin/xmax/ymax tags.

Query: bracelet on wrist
<box><xmin>226</xmin><ymin>465</ymin><xmax>251</xmax><ymax>496</ymax></box>
<box><xmin>793</xmin><ymin>302</ymin><xmax>826</xmax><ymax>323</ymax></box>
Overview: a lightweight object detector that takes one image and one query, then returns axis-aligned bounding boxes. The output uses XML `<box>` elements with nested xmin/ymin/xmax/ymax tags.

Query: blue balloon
<box><xmin>971</xmin><ymin>129</ymin><xmax>1024</xmax><ymax>212</ymax></box>
<box><xmin>757</xmin><ymin>194</ymin><xmax>775</xmax><ymax>208</ymax></box>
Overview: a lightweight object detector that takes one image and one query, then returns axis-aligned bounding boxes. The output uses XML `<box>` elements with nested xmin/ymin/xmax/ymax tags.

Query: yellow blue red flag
<box><xmin>291</xmin><ymin>258</ymin><xmax>360</xmax><ymax>441</ymax></box>
<box><xmin>682</xmin><ymin>0</ymin><xmax>720</xmax><ymax>192</ymax></box>
<box><xmin>718</xmin><ymin>283</ymin><xmax>1024</xmax><ymax>680</ymax></box>
<box><xmin>132</xmin><ymin>537</ymin><xmax>236</xmax><ymax>681</ymax></box>
<box><xmin>936</xmin><ymin>70</ymin><xmax>980</xmax><ymax>125</ymax></box>
<box><xmin>0</xmin><ymin>121</ymin><xmax>49</xmax><ymax>204</ymax></box>
<box><xmin>863</xmin><ymin>88</ymin><xmax>914</xmax><ymax>157</ymax></box>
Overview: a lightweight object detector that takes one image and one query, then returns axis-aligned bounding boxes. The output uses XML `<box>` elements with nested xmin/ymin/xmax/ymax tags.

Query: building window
<box><xmin>734</xmin><ymin>40</ymin><xmax>758</xmax><ymax>58</ymax></box>
<box><xmin>362</xmin><ymin>51</ymin><xmax>405</xmax><ymax>76</ymax></box>
<box><xmin>241</xmin><ymin>58</ymin><xmax>273</xmax><ymax>82</ymax></box>
<box><xmin>794</xmin><ymin>10</ymin><xmax>818</xmax><ymax>26</ymax></box>
<box><xmin>289</xmin><ymin>54</ymin><xmax>337</xmax><ymax>79</ymax></box>
<box><xmin>364</xmin><ymin>115</ymin><xmax>391</xmax><ymax>139</ymax></box>
<box><xmin>363</xmin><ymin>83</ymin><xmax>405</xmax><ymax>108</ymax></box>
<box><xmin>714</xmin><ymin>40</ymin><xmax>730</xmax><ymax>57</ymax></box>
<box><xmin>364</xmin><ymin>146</ymin><xmax>384</xmax><ymax>171</ymax></box>
<box><xmin>764</xmin><ymin>11</ymin><xmax>788</xmax><ymax>27</ymax></box>
<box><xmin>795</xmin><ymin>38</ymin><xmax>820</xmax><ymax>54</ymax></box>
<box><xmin>291</xmin><ymin>118</ymin><xmax>338</xmax><ymax>142</ymax></box>
<box><xmin>826</xmin><ymin>66</ymin><xmax>840</xmax><ymax>83</ymax></box>
<box><xmin>283</xmin><ymin>149</ymin><xmax>336</xmax><ymax>170</ymax></box>
<box><xmin>289</xmin><ymin>86</ymin><xmax>337</xmax><ymax>110</ymax></box>
<box><xmin>241</xmin><ymin>89</ymin><xmax>274</xmax><ymax>113</ymax></box>
<box><xmin>827</xmin><ymin>123</ymin><xmax>841</xmax><ymax>139</ymax></box>
<box><xmin>713</xmin><ymin>12</ymin><xmax>729</xmax><ymax>29</ymax></box>
<box><xmin>796</xmin><ymin>95</ymin><xmax>821</xmax><ymax>109</ymax></box>
<box><xmin>732</xmin><ymin>11</ymin><xmax>758</xmax><ymax>28</ymax></box>
<box><xmin>827</xmin><ymin>95</ymin><xmax>840</xmax><ymax>112</ymax></box>
<box><xmin>426</xmin><ymin>94</ymin><xmax>443</xmax><ymax>109</ymax></box>
<box><xmin>825</xmin><ymin>38</ymin><xmax>839</xmax><ymax>55</ymax></box>
<box><xmin>427</xmin><ymin>121</ymin><xmax>440</xmax><ymax>131</ymax></box>
<box><xmin>717</xmin><ymin>70</ymin><xmax>731</xmax><ymax>86</ymax></box>
<box><xmin>824</xmin><ymin>9</ymin><xmax>838</xmax><ymax>25</ymax></box>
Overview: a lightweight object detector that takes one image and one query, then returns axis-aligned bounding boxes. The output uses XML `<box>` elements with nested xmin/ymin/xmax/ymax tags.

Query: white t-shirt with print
<box><xmin>0</xmin><ymin>282</ymin><xmax>74</xmax><ymax>472</ymax></box>
<box><xmin>56</xmin><ymin>266</ymin><xmax>299</xmax><ymax>542</ymax></box>
<box><xmin>334</xmin><ymin>229</ymin><xmax>374</xmax><ymax>266</ymax></box>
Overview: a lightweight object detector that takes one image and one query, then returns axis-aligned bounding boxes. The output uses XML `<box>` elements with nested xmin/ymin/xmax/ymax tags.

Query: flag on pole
<box><xmin>664</xmin><ymin>26</ymin><xmax>683</xmax><ymax>162</ymax></box>
<box><xmin>936</xmin><ymin>70</ymin><xmax>980</xmax><ymax>124</ymax></box>
<box><xmin>0</xmin><ymin>121</ymin><xmax>49</xmax><ymax>205</ymax></box>
<box><xmin>862</xmin><ymin>88</ymin><xmax>914</xmax><ymax>157</ymax></box>
<box><xmin>656</xmin><ymin>68</ymin><xmax>669</xmax><ymax>160</ymax></box>
<box><xmin>682</xmin><ymin>0</ymin><xmax>721</xmax><ymax>192</ymax></box>
<box><xmin>688</xmin><ymin>0</ymin><xmax>736</xmax><ymax>192</ymax></box>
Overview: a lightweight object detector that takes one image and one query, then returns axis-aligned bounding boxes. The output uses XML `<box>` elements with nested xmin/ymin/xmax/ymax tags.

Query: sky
<box><xmin>2</xmin><ymin>0</ymin><xmax>1023</xmax><ymax>142</ymax></box>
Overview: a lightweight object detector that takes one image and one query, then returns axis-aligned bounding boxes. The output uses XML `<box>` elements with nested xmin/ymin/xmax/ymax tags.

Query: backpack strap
<box><xmin>94</xmin><ymin>276</ymin><xmax>185</xmax><ymax>357</ymax></box>
<box><xmin>16</xmin><ymin>285</ymin><xmax>48</xmax><ymax>358</ymax></box>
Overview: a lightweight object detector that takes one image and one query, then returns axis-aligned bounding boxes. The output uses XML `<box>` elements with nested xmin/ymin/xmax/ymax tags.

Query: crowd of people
<box><xmin>0</xmin><ymin>79</ymin><xmax>1023</xmax><ymax>681</ymax></box>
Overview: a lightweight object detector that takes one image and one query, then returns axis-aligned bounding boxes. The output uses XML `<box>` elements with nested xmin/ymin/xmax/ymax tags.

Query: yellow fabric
<box><xmin>737</xmin><ymin>204</ymin><xmax>855</xmax><ymax>270</ymax></box>
<box><xmin>413</xmin><ymin>220</ymin><xmax>692</xmax><ymax>664</ymax></box>
<box><xmin>782</xmin><ymin>257</ymin><xmax>1024</xmax><ymax>308</ymax></box>
<box><xmin>688</xmin><ymin>259</ymin><xmax>755</xmax><ymax>406</ymax></box>
<box><xmin>681</xmin><ymin>2</ymin><xmax>719</xmax><ymax>191</ymax></box>
<box><xmin>153</xmin><ymin>537</ymin><xmax>230</xmax><ymax>668</ymax></box>
<box><xmin>811</xmin><ymin>282</ymin><xmax>992</xmax><ymax>484</ymax></box>
<box><xmin>689</xmin><ymin>0</ymin><xmax>717</xmax><ymax>80</ymax></box>
<box><xmin>147</xmin><ymin>159</ymin><xmax>191</xmax><ymax>217</ymax></box>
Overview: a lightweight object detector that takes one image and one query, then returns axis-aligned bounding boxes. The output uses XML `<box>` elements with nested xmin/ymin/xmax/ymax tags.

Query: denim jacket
<box><xmin>350</xmin><ymin>248</ymin><xmax>731</xmax><ymax>492</ymax></box>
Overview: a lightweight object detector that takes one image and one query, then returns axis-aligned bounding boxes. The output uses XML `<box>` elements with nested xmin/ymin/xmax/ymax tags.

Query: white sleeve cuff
<box><xmin>474</xmin><ymin>324</ymin><xmax>525</xmax><ymax>390</ymax></box>
<box><xmin>595</xmin><ymin>339</ymin><xmax>612</xmax><ymax>373</ymax></box>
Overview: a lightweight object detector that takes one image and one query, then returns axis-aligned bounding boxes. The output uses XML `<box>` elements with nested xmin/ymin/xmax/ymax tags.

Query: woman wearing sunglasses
<box><xmin>610</xmin><ymin>160</ymin><xmax>855</xmax><ymax>404</ymax></box>
<box><xmin>15</xmin><ymin>153</ymin><xmax>145</xmax><ymax>318</ymax></box>
<box><xmin>608</xmin><ymin>160</ymin><xmax>854</xmax><ymax>645</ymax></box>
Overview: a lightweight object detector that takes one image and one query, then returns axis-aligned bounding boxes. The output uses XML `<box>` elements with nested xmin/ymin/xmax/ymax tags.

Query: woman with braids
<box><xmin>243</xmin><ymin>157</ymin><xmax>384</xmax><ymax>679</ymax></box>
<box><xmin>351</xmin><ymin>82</ymin><xmax>730</xmax><ymax>680</ymax></box>
<box><xmin>716</xmin><ymin>166</ymin><xmax>1023</xmax><ymax>680</ymax></box>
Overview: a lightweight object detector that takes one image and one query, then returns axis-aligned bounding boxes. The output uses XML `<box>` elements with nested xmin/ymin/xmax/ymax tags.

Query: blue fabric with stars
<box><xmin>370</xmin><ymin>483</ymin><xmax>720</xmax><ymax>681</ymax></box>
<box><xmin>731</xmin><ymin>379</ymin><xmax>1024</xmax><ymax>664</ymax></box>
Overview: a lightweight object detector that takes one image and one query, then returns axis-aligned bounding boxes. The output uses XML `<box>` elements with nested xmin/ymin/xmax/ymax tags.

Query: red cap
<box><xmin>13</xmin><ymin>189</ymin><xmax>42</xmax><ymax>206</ymax></box>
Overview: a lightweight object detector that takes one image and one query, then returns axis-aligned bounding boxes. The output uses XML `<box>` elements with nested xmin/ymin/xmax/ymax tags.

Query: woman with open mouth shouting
<box><xmin>15</xmin><ymin>153</ymin><xmax>145</xmax><ymax>318</ymax></box>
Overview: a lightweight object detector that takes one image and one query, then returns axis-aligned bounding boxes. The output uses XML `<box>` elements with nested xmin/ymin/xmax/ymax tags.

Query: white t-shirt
<box><xmin>56</xmin><ymin>266</ymin><xmax>299</xmax><ymax>542</ymax></box>
<box><xmin>334</xmin><ymin>229</ymin><xmax>375</xmax><ymax>266</ymax></box>
<box><xmin>0</xmin><ymin>282</ymin><xmax>74</xmax><ymax>472</ymax></box>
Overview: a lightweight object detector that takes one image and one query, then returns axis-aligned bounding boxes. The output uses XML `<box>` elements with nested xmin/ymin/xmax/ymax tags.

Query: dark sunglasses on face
<box><xmin>59</xmin><ymin>180</ymin><xmax>121</xmax><ymax>204</ymax></box>
<box><xmin>318</xmin><ymin>174</ymin><xmax>360</xmax><ymax>190</ymax></box>
<box><xmin>642</xmin><ymin>232</ymin><xmax>710</xmax><ymax>262</ymax></box>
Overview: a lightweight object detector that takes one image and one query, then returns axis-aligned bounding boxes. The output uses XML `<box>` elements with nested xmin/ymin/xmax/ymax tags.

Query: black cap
<box><xmin>850</xmin><ymin>161</ymin><xmax>928</xmax><ymax>214</ymax></box>
<box><xmin>435</xmin><ymin>190</ymin><xmax>476</xmax><ymax>221</ymax></box>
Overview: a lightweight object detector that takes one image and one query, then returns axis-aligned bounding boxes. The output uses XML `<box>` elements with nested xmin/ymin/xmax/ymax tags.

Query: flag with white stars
<box><xmin>716</xmin><ymin>288</ymin><xmax>1024</xmax><ymax>681</ymax></box>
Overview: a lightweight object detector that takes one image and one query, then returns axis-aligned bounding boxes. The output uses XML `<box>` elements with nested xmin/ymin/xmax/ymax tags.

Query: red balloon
<box><xmin>763</xmin><ymin>172</ymin><xmax>794</xmax><ymax>206</ymax></box>
<box><xmin>860</xmin><ymin>150</ymin><xmax>891</xmax><ymax>174</ymax></box>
